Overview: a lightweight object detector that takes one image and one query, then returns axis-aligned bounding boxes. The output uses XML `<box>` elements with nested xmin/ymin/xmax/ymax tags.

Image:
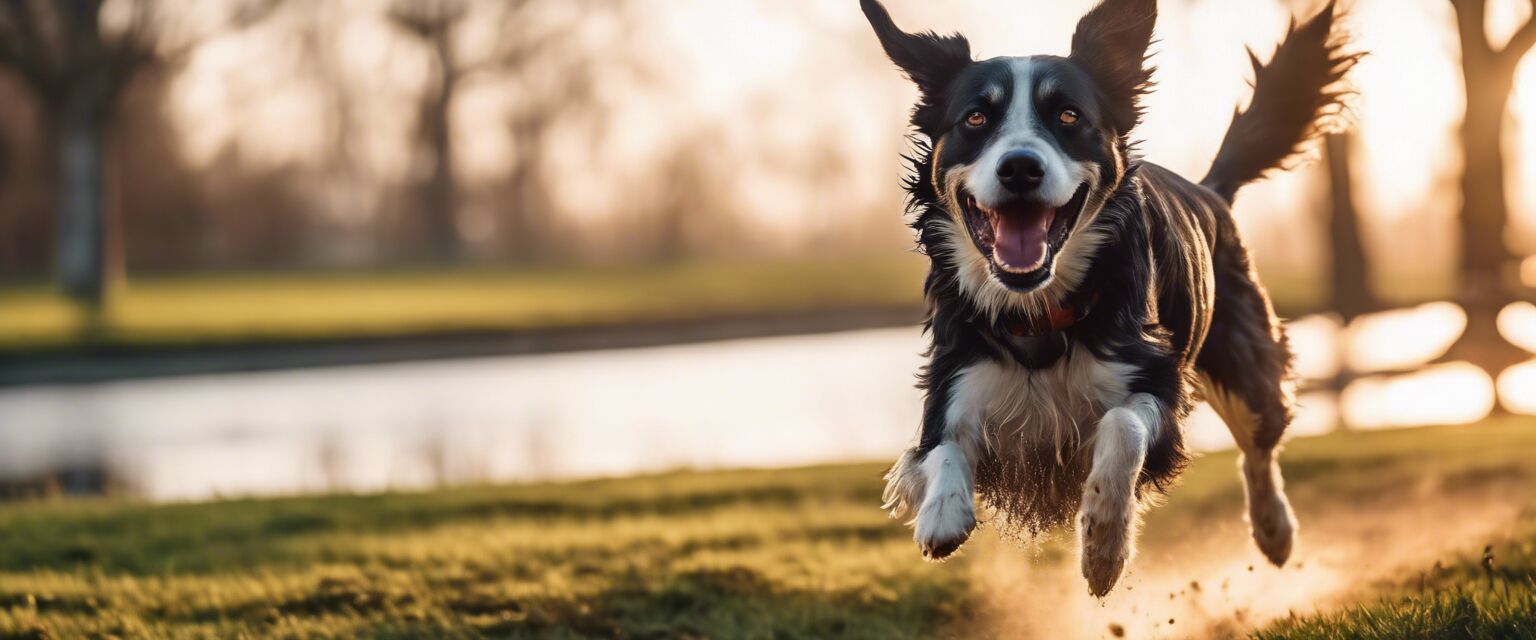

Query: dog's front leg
<box><xmin>884</xmin><ymin>361</ymin><xmax>992</xmax><ymax>560</ymax></box>
<box><xmin>1078</xmin><ymin>392</ymin><xmax>1163</xmax><ymax>596</ymax></box>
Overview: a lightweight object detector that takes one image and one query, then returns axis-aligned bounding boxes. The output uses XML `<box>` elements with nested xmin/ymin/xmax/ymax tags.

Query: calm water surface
<box><xmin>3</xmin><ymin>303</ymin><xmax>1526</xmax><ymax>501</ymax></box>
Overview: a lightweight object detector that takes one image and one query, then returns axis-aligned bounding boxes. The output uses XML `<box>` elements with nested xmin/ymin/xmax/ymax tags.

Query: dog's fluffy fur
<box><xmin>863</xmin><ymin>0</ymin><xmax>1357</xmax><ymax>596</ymax></box>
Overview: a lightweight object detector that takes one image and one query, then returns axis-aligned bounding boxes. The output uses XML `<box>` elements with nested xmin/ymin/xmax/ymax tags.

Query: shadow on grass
<box><xmin>155</xmin><ymin>565</ymin><xmax>972</xmax><ymax>640</ymax></box>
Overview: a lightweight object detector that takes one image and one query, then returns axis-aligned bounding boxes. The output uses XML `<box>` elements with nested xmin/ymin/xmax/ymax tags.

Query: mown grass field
<box><xmin>0</xmin><ymin>258</ymin><xmax>927</xmax><ymax>352</ymax></box>
<box><xmin>1258</xmin><ymin>526</ymin><xmax>1536</xmax><ymax>640</ymax></box>
<box><xmin>1226</xmin><ymin>422</ymin><xmax>1536</xmax><ymax>640</ymax></box>
<box><xmin>2</xmin><ymin>417</ymin><xmax>1533</xmax><ymax>639</ymax></box>
<box><xmin>0</xmin><ymin>256</ymin><xmax>1449</xmax><ymax>353</ymax></box>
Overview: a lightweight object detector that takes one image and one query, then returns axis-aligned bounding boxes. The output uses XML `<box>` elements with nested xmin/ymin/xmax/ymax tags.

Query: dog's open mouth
<box><xmin>961</xmin><ymin>184</ymin><xmax>1088</xmax><ymax>291</ymax></box>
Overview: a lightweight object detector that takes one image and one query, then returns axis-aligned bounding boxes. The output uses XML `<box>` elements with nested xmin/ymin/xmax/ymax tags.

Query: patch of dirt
<box><xmin>966</xmin><ymin>479</ymin><xmax>1526</xmax><ymax>639</ymax></box>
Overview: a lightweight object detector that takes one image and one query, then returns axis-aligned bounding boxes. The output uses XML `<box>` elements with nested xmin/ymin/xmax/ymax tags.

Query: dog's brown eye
<box><xmin>1059</xmin><ymin>108</ymin><xmax>1081</xmax><ymax>125</ymax></box>
<box><xmin>965</xmin><ymin>111</ymin><xmax>987</xmax><ymax>128</ymax></box>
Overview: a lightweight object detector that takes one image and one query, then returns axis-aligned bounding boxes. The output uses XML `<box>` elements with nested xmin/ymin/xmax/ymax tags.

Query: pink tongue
<box><xmin>992</xmin><ymin>207</ymin><xmax>1055</xmax><ymax>271</ymax></box>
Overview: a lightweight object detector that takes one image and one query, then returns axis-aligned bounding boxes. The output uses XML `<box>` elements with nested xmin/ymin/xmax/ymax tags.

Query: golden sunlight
<box><xmin>1286</xmin><ymin>314</ymin><xmax>1344</xmax><ymax>380</ymax></box>
<box><xmin>1500</xmin><ymin>301</ymin><xmax>1536</xmax><ymax>353</ymax></box>
<box><xmin>1341</xmin><ymin>362</ymin><xmax>1496</xmax><ymax>429</ymax></box>
<box><xmin>1498</xmin><ymin>359</ymin><xmax>1536</xmax><ymax>414</ymax></box>
<box><xmin>1348</xmin><ymin>1</ymin><xmax>1461</xmax><ymax>227</ymax></box>
<box><xmin>1345</xmin><ymin>302</ymin><xmax>1466</xmax><ymax>372</ymax></box>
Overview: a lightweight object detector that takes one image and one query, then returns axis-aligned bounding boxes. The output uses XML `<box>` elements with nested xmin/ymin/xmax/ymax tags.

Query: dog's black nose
<box><xmin>996</xmin><ymin>151</ymin><xmax>1045</xmax><ymax>193</ymax></box>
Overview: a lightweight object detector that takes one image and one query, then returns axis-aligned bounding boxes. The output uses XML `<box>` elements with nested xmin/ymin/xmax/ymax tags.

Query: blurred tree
<box><xmin>112</xmin><ymin>70</ymin><xmax>206</xmax><ymax>271</ymax></box>
<box><xmin>389</xmin><ymin>0</ymin><xmax>468</xmax><ymax>263</ymax></box>
<box><xmin>646</xmin><ymin>129</ymin><xmax>731</xmax><ymax>262</ymax></box>
<box><xmin>0</xmin><ymin>119</ymin><xmax>9</xmax><ymax>265</ymax></box>
<box><xmin>1323</xmin><ymin>132</ymin><xmax>1377</xmax><ymax>320</ymax></box>
<box><xmin>0</xmin><ymin>0</ymin><xmax>274</xmax><ymax>313</ymax></box>
<box><xmin>296</xmin><ymin>0</ymin><xmax>379</xmax><ymax>259</ymax></box>
<box><xmin>390</xmin><ymin>0</ymin><xmax>612</xmax><ymax>264</ymax></box>
<box><xmin>197</xmin><ymin>147</ymin><xmax>312</xmax><ymax>268</ymax></box>
<box><xmin>0</xmin><ymin>76</ymin><xmax>50</xmax><ymax>276</ymax></box>
<box><xmin>500</xmin><ymin>62</ymin><xmax>609</xmax><ymax>263</ymax></box>
<box><xmin>1445</xmin><ymin>0</ymin><xmax>1534</xmax><ymax>374</ymax></box>
<box><xmin>0</xmin><ymin>119</ymin><xmax>8</xmax><ymax>187</ymax></box>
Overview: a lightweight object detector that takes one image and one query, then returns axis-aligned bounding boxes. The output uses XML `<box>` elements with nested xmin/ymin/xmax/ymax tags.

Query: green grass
<box><xmin>1255</xmin><ymin>520</ymin><xmax>1536</xmax><ymax>639</ymax></box>
<box><xmin>2</xmin><ymin>418</ymin><xmax>1535</xmax><ymax>638</ymax></box>
<box><xmin>0</xmin><ymin>256</ymin><xmax>1443</xmax><ymax>354</ymax></box>
<box><xmin>1221</xmin><ymin>416</ymin><xmax>1536</xmax><ymax>640</ymax></box>
<box><xmin>1255</xmin><ymin>486</ymin><xmax>1536</xmax><ymax>638</ymax></box>
<box><xmin>0</xmin><ymin>256</ymin><xmax>927</xmax><ymax>351</ymax></box>
<box><xmin>0</xmin><ymin>466</ymin><xmax>970</xmax><ymax>639</ymax></box>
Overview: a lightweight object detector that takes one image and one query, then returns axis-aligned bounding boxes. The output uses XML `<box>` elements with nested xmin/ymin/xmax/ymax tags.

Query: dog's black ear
<box><xmin>1069</xmin><ymin>0</ymin><xmax>1157</xmax><ymax>133</ymax></box>
<box><xmin>861</xmin><ymin>0</ymin><xmax>971</xmax><ymax>127</ymax></box>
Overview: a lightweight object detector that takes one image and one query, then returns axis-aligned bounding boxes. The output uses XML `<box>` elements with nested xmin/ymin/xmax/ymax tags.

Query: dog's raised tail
<box><xmin>1200</xmin><ymin>2</ymin><xmax>1359</xmax><ymax>203</ymax></box>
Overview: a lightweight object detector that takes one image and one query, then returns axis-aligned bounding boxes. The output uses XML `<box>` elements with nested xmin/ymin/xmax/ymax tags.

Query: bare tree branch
<box><xmin>1501</xmin><ymin>11</ymin><xmax>1536</xmax><ymax>66</ymax></box>
<box><xmin>456</xmin><ymin>31</ymin><xmax>560</xmax><ymax>81</ymax></box>
<box><xmin>387</xmin><ymin>0</ymin><xmax>464</xmax><ymax>40</ymax></box>
<box><xmin>0</xmin><ymin>0</ymin><xmax>58</xmax><ymax>98</ymax></box>
<box><xmin>149</xmin><ymin>0</ymin><xmax>282</xmax><ymax>68</ymax></box>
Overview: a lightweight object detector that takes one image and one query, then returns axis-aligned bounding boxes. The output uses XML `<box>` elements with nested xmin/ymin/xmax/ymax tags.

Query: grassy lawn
<box><xmin>0</xmin><ymin>256</ymin><xmax>1447</xmax><ymax>354</ymax></box>
<box><xmin>1</xmin><ymin>418</ymin><xmax>1533</xmax><ymax>638</ymax></box>
<box><xmin>1257</xmin><ymin>528</ymin><xmax>1536</xmax><ymax>640</ymax></box>
<box><xmin>0</xmin><ymin>257</ymin><xmax>928</xmax><ymax>352</ymax></box>
<box><xmin>1255</xmin><ymin>459</ymin><xmax>1536</xmax><ymax>640</ymax></box>
<box><xmin>0</xmin><ymin>466</ymin><xmax>968</xmax><ymax>639</ymax></box>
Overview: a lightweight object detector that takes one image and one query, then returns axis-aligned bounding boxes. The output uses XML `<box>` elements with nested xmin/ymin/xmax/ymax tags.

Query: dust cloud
<box><xmin>965</xmin><ymin>481</ymin><xmax>1525</xmax><ymax>639</ymax></box>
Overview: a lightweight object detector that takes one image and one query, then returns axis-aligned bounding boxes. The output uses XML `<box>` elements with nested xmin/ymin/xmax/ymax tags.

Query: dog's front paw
<box><xmin>1077</xmin><ymin>479</ymin><xmax>1136</xmax><ymax>597</ymax></box>
<box><xmin>1249</xmin><ymin>489</ymin><xmax>1296</xmax><ymax>566</ymax></box>
<box><xmin>913</xmin><ymin>490</ymin><xmax>976</xmax><ymax>561</ymax></box>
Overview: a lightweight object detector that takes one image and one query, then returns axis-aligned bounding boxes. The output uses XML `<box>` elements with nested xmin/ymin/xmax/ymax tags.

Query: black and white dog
<box><xmin>863</xmin><ymin>0</ymin><xmax>1355</xmax><ymax>595</ymax></box>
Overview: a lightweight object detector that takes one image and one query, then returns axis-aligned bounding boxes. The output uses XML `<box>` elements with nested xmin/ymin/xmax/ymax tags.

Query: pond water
<box><xmin>1</xmin><ymin>303</ymin><xmax>1529</xmax><ymax>502</ymax></box>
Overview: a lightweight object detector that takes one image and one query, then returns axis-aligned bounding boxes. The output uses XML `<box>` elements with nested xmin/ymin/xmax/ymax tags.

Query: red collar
<box><xmin>1001</xmin><ymin>295</ymin><xmax>1097</xmax><ymax>337</ymax></box>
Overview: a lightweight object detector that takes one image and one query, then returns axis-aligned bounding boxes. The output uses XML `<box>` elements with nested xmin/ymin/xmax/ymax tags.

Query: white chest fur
<box><xmin>945</xmin><ymin>346</ymin><xmax>1136</xmax><ymax>456</ymax></box>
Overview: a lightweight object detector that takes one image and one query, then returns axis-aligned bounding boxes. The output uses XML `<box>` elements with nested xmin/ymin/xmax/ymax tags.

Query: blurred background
<box><xmin>0</xmin><ymin>0</ymin><xmax>1534</xmax><ymax>501</ymax></box>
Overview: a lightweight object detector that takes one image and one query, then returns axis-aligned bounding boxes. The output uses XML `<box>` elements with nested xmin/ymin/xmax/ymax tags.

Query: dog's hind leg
<box><xmin>884</xmin><ymin>360</ymin><xmax>997</xmax><ymax>560</ymax></box>
<box><xmin>1203</xmin><ymin>375</ymin><xmax>1296</xmax><ymax>567</ymax></box>
<box><xmin>1197</xmin><ymin>263</ymin><xmax>1298</xmax><ymax>566</ymax></box>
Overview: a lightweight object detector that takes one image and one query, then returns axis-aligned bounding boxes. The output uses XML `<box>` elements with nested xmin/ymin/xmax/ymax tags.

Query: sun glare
<box><xmin>1342</xmin><ymin>361</ymin><xmax>1496</xmax><ymax>429</ymax></box>
<box><xmin>1500</xmin><ymin>301</ymin><xmax>1536</xmax><ymax>353</ymax></box>
<box><xmin>1349</xmin><ymin>1</ymin><xmax>1461</xmax><ymax>223</ymax></box>
<box><xmin>1345</xmin><ymin>302</ymin><xmax>1466</xmax><ymax>372</ymax></box>
<box><xmin>1498</xmin><ymin>359</ymin><xmax>1536</xmax><ymax>414</ymax></box>
<box><xmin>1286</xmin><ymin>314</ymin><xmax>1344</xmax><ymax>380</ymax></box>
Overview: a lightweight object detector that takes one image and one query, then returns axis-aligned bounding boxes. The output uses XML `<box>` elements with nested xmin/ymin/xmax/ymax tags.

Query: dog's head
<box><xmin>863</xmin><ymin>0</ymin><xmax>1155</xmax><ymax>307</ymax></box>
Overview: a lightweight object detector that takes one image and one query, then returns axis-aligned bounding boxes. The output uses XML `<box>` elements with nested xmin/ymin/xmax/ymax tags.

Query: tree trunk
<box><xmin>1460</xmin><ymin>76</ymin><xmax>1514</xmax><ymax>299</ymax></box>
<box><xmin>44</xmin><ymin>0</ymin><xmax>114</xmax><ymax>329</ymax></box>
<box><xmin>1324</xmin><ymin>133</ymin><xmax>1376</xmax><ymax>320</ymax></box>
<box><xmin>1444</xmin><ymin>64</ymin><xmax>1524</xmax><ymax>376</ymax></box>
<box><xmin>421</xmin><ymin>37</ymin><xmax>460</xmax><ymax>263</ymax></box>
<box><xmin>54</xmin><ymin>99</ymin><xmax>107</xmax><ymax>314</ymax></box>
<box><xmin>503</xmin><ymin>121</ymin><xmax>548</xmax><ymax>262</ymax></box>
